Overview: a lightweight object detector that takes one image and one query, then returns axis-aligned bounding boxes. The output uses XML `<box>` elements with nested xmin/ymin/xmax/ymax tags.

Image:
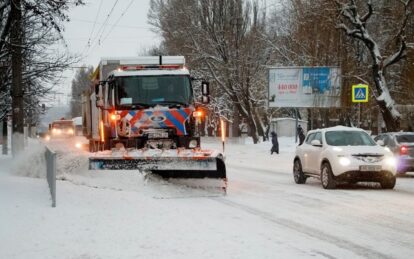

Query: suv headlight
<box><xmin>385</xmin><ymin>157</ymin><xmax>396</xmax><ymax>167</ymax></box>
<box><xmin>339</xmin><ymin>157</ymin><xmax>351</xmax><ymax>166</ymax></box>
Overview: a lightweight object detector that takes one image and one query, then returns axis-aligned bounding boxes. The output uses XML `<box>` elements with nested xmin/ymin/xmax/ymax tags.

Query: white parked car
<box><xmin>293</xmin><ymin>126</ymin><xmax>397</xmax><ymax>189</ymax></box>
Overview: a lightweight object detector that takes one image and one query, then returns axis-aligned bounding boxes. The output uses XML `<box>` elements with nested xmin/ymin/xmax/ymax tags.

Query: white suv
<box><xmin>293</xmin><ymin>126</ymin><xmax>397</xmax><ymax>189</ymax></box>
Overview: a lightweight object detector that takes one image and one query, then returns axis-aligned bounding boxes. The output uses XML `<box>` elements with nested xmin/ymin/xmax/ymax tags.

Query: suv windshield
<box><xmin>396</xmin><ymin>134</ymin><xmax>414</xmax><ymax>143</ymax></box>
<box><xmin>116</xmin><ymin>75</ymin><xmax>192</xmax><ymax>108</ymax></box>
<box><xmin>325</xmin><ymin>131</ymin><xmax>376</xmax><ymax>146</ymax></box>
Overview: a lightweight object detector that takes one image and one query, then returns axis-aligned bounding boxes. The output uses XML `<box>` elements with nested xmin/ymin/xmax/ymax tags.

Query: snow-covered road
<box><xmin>1</xmin><ymin>137</ymin><xmax>414</xmax><ymax>258</ymax></box>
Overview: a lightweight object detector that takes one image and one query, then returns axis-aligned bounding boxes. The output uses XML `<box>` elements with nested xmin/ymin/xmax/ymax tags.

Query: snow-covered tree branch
<box><xmin>335</xmin><ymin>0</ymin><xmax>414</xmax><ymax>131</ymax></box>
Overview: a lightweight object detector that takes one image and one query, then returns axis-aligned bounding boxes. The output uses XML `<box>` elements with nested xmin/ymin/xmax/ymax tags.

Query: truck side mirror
<box><xmin>95</xmin><ymin>83</ymin><xmax>99</xmax><ymax>95</ymax></box>
<box><xmin>95</xmin><ymin>83</ymin><xmax>104</xmax><ymax>108</ymax></box>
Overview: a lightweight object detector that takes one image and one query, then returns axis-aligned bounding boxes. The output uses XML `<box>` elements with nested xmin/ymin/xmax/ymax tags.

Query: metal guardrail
<box><xmin>45</xmin><ymin>148</ymin><xmax>56</xmax><ymax>207</ymax></box>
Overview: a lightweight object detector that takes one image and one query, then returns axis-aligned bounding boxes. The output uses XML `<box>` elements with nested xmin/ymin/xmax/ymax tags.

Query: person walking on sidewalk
<box><xmin>297</xmin><ymin>125</ymin><xmax>305</xmax><ymax>145</ymax></box>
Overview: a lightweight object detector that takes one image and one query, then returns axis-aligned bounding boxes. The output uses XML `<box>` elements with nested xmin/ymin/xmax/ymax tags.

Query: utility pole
<box><xmin>10</xmin><ymin>0</ymin><xmax>24</xmax><ymax>156</ymax></box>
<box><xmin>0</xmin><ymin>60</ymin><xmax>9</xmax><ymax>154</ymax></box>
<box><xmin>0</xmin><ymin>61</ymin><xmax>8</xmax><ymax>154</ymax></box>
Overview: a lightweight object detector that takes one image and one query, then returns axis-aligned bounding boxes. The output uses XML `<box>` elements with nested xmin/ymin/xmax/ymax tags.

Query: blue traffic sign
<box><xmin>352</xmin><ymin>84</ymin><xmax>368</xmax><ymax>103</ymax></box>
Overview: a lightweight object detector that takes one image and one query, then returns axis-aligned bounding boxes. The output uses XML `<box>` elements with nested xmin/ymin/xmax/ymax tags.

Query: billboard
<box><xmin>268</xmin><ymin>67</ymin><xmax>341</xmax><ymax>108</ymax></box>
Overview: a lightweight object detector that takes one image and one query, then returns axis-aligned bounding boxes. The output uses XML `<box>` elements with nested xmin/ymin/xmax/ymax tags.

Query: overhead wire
<box><xmin>83</xmin><ymin>0</ymin><xmax>120</xmax><ymax>57</ymax></box>
<box><xmin>71</xmin><ymin>18</ymin><xmax>149</xmax><ymax>29</ymax></box>
<box><xmin>80</xmin><ymin>0</ymin><xmax>103</xmax><ymax>55</ymax></box>
<box><xmin>94</xmin><ymin>0</ymin><xmax>120</xmax><ymax>46</ymax></box>
<box><xmin>100</xmin><ymin>0</ymin><xmax>136</xmax><ymax>44</ymax></box>
<box><xmin>85</xmin><ymin>0</ymin><xmax>103</xmax><ymax>48</ymax></box>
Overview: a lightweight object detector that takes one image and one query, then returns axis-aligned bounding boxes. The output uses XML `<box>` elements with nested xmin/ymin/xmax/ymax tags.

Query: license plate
<box><xmin>148</xmin><ymin>132</ymin><xmax>168</xmax><ymax>139</ymax></box>
<box><xmin>360</xmin><ymin>165</ymin><xmax>382</xmax><ymax>172</ymax></box>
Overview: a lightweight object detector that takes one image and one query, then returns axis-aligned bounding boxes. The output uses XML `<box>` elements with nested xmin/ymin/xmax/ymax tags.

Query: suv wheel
<box><xmin>293</xmin><ymin>159</ymin><xmax>306</xmax><ymax>184</ymax></box>
<box><xmin>321</xmin><ymin>162</ymin><xmax>336</xmax><ymax>189</ymax></box>
<box><xmin>380</xmin><ymin>176</ymin><xmax>396</xmax><ymax>189</ymax></box>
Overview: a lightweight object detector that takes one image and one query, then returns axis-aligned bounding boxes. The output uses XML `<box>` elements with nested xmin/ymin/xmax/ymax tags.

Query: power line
<box><xmin>101</xmin><ymin>0</ymin><xmax>136</xmax><ymax>43</ymax></box>
<box><xmin>71</xmin><ymin>18</ymin><xmax>149</xmax><ymax>29</ymax></box>
<box><xmin>85</xmin><ymin>0</ymin><xmax>103</xmax><ymax>49</ymax></box>
<box><xmin>95</xmin><ymin>0</ymin><xmax>120</xmax><ymax>46</ymax></box>
<box><xmin>83</xmin><ymin>0</ymin><xmax>120</xmax><ymax>57</ymax></box>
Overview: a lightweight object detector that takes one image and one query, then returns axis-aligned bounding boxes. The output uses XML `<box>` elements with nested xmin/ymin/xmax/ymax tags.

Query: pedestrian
<box><xmin>297</xmin><ymin>125</ymin><xmax>305</xmax><ymax>145</ymax></box>
<box><xmin>270</xmin><ymin>131</ymin><xmax>279</xmax><ymax>154</ymax></box>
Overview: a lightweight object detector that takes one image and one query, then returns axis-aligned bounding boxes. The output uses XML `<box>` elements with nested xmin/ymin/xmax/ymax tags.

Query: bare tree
<box><xmin>0</xmin><ymin>0</ymin><xmax>83</xmax><ymax>144</ymax></box>
<box><xmin>70</xmin><ymin>66</ymin><xmax>93</xmax><ymax>117</ymax></box>
<box><xmin>335</xmin><ymin>0</ymin><xmax>413</xmax><ymax>131</ymax></box>
<box><xmin>149</xmin><ymin>0</ymin><xmax>271</xmax><ymax>143</ymax></box>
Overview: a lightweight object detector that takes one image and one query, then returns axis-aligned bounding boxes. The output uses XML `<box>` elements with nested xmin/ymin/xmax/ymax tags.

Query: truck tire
<box><xmin>89</xmin><ymin>140</ymin><xmax>96</xmax><ymax>152</ymax></box>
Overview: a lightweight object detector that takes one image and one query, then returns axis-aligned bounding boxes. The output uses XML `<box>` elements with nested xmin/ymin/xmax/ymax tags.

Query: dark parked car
<box><xmin>374</xmin><ymin>132</ymin><xmax>414</xmax><ymax>174</ymax></box>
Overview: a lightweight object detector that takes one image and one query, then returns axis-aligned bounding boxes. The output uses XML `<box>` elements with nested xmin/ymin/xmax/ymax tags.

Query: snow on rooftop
<box><xmin>111</xmin><ymin>69</ymin><xmax>190</xmax><ymax>77</ymax></box>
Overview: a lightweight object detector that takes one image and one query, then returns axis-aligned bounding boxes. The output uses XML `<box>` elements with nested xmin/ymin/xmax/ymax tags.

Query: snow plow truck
<box><xmin>82</xmin><ymin>56</ymin><xmax>226</xmax><ymax>190</ymax></box>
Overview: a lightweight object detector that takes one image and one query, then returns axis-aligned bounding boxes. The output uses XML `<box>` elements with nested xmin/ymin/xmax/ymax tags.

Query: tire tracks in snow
<box><xmin>227</xmin><ymin>164</ymin><xmax>414</xmax><ymax>248</ymax></box>
<box><xmin>210</xmin><ymin>197</ymin><xmax>393</xmax><ymax>259</ymax></box>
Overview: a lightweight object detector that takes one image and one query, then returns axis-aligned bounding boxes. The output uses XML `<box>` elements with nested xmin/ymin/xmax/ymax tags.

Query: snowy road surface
<box><xmin>1</xmin><ymin>137</ymin><xmax>414</xmax><ymax>259</ymax></box>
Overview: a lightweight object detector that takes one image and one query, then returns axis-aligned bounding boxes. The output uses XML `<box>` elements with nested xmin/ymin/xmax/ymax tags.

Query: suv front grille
<box><xmin>352</xmin><ymin>156</ymin><xmax>384</xmax><ymax>163</ymax></box>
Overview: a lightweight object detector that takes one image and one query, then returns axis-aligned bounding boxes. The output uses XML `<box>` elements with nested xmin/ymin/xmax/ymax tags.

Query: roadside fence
<box><xmin>45</xmin><ymin>147</ymin><xmax>56</xmax><ymax>207</ymax></box>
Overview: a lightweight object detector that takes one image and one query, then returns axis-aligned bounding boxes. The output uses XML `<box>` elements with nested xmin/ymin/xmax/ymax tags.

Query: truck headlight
<box><xmin>339</xmin><ymin>157</ymin><xmax>351</xmax><ymax>166</ymax></box>
<box><xmin>189</xmin><ymin>139</ymin><xmax>198</xmax><ymax>148</ymax></box>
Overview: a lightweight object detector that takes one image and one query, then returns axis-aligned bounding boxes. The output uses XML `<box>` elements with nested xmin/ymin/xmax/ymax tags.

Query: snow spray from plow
<box><xmin>88</xmin><ymin>148</ymin><xmax>227</xmax><ymax>193</ymax></box>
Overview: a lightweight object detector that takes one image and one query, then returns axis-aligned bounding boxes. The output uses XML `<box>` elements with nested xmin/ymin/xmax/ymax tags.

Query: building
<box><xmin>270</xmin><ymin>118</ymin><xmax>308</xmax><ymax>137</ymax></box>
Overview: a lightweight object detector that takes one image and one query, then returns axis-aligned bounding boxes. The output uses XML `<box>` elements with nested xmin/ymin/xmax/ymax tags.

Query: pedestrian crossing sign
<box><xmin>352</xmin><ymin>84</ymin><xmax>369</xmax><ymax>103</ymax></box>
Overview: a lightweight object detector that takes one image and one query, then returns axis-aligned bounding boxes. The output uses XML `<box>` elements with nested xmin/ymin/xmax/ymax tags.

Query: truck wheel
<box><xmin>293</xmin><ymin>159</ymin><xmax>306</xmax><ymax>184</ymax></box>
<box><xmin>321</xmin><ymin>162</ymin><xmax>336</xmax><ymax>189</ymax></box>
<box><xmin>380</xmin><ymin>176</ymin><xmax>396</xmax><ymax>189</ymax></box>
<box><xmin>103</xmin><ymin>139</ymin><xmax>111</xmax><ymax>151</ymax></box>
<box><xmin>89</xmin><ymin>140</ymin><xmax>96</xmax><ymax>152</ymax></box>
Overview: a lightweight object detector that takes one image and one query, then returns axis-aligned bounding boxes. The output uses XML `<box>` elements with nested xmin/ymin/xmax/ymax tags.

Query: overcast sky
<box><xmin>56</xmin><ymin>0</ymin><xmax>160</xmax><ymax>103</ymax></box>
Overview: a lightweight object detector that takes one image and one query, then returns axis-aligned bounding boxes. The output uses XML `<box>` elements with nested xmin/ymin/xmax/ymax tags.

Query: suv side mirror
<box><xmin>311</xmin><ymin>139</ymin><xmax>322</xmax><ymax>147</ymax></box>
<box><xmin>376</xmin><ymin>140</ymin><xmax>385</xmax><ymax>146</ymax></box>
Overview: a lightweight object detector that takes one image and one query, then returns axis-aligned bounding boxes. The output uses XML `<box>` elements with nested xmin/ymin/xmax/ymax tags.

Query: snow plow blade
<box><xmin>88</xmin><ymin>149</ymin><xmax>226</xmax><ymax>179</ymax></box>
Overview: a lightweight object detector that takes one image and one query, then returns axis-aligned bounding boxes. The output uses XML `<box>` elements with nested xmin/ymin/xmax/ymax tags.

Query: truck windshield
<box><xmin>52</xmin><ymin>121</ymin><xmax>74</xmax><ymax>129</ymax></box>
<box><xmin>116</xmin><ymin>75</ymin><xmax>192</xmax><ymax>108</ymax></box>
